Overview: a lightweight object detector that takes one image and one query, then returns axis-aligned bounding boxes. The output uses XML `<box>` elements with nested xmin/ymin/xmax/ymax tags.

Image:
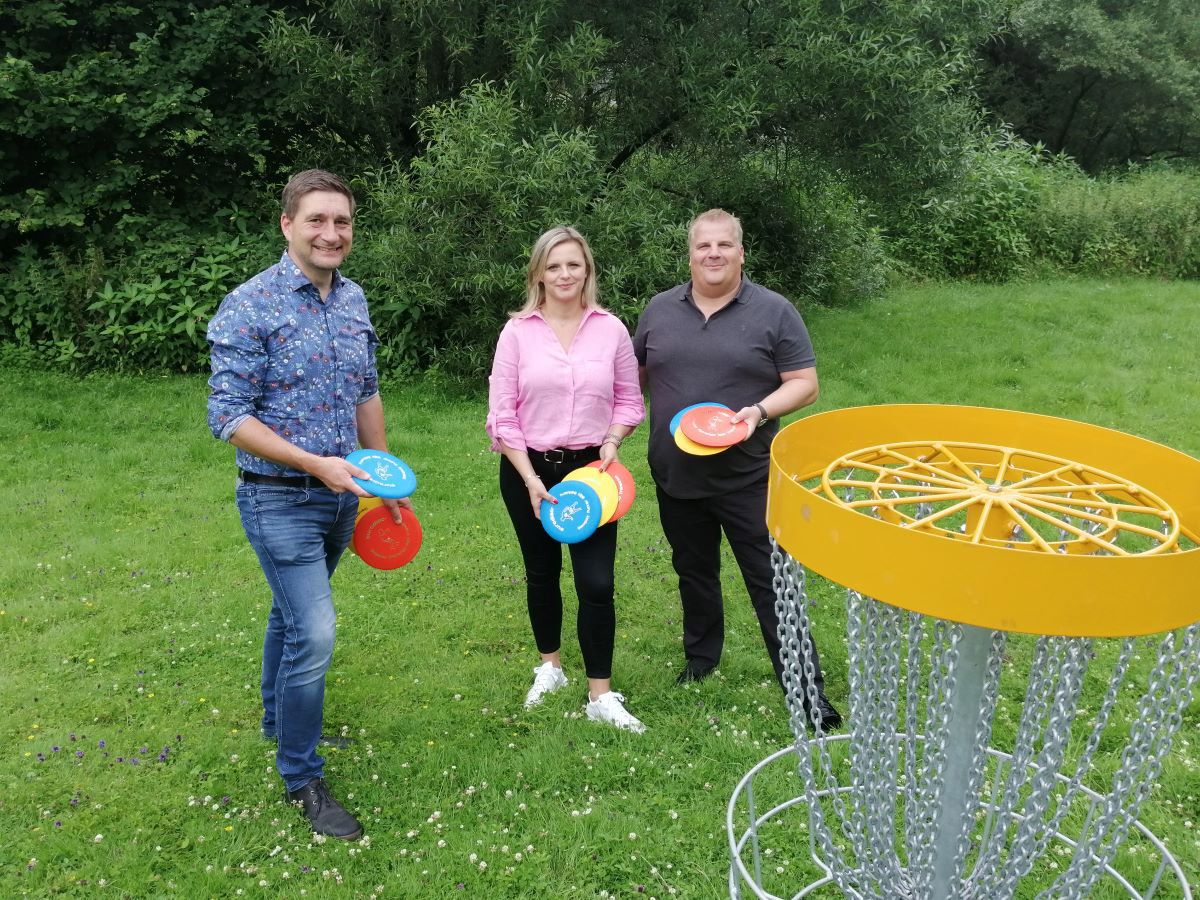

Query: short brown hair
<box><xmin>281</xmin><ymin>169</ymin><xmax>356</xmax><ymax>219</ymax></box>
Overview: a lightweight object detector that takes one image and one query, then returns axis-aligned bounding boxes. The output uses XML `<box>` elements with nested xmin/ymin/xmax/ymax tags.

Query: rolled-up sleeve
<box><xmin>485</xmin><ymin>321</ymin><xmax>526</xmax><ymax>452</ymax></box>
<box><xmin>609</xmin><ymin>328</ymin><xmax>645</xmax><ymax>428</ymax></box>
<box><xmin>357</xmin><ymin>321</ymin><xmax>381</xmax><ymax>404</ymax></box>
<box><xmin>206</xmin><ymin>293</ymin><xmax>266</xmax><ymax>442</ymax></box>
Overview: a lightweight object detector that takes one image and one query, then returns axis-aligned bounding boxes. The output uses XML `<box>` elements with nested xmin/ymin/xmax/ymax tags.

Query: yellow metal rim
<box><xmin>767</xmin><ymin>404</ymin><xmax>1200</xmax><ymax>637</ymax></box>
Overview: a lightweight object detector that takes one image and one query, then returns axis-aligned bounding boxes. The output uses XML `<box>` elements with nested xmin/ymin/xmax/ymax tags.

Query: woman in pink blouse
<box><xmin>486</xmin><ymin>226</ymin><xmax>646</xmax><ymax>733</ymax></box>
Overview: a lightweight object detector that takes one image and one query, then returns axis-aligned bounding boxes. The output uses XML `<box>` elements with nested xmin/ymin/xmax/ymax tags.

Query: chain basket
<box><xmin>728</xmin><ymin>405</ymin><xmax>1200</xmax><ymax>900</ymax></box>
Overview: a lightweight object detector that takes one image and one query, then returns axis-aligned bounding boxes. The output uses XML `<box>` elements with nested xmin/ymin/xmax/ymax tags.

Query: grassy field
<box><xmin>2</xmin><ymin>277</ymin><xmax>1198</xmax><ymax>898</ymax></box>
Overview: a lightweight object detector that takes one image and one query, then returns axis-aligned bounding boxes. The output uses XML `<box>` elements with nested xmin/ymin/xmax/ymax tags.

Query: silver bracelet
<box><xmin>602</xmin><ymin>432</ymin><xmax>624</xmax><ymax>448</ymax></box>
<box><xmin>524</xmin><ymin>474</ymin><xmax>543</xmax><ymax>486</ymax></box>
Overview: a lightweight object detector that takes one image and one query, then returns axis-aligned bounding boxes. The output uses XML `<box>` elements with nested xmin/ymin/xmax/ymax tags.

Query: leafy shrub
<box><xmin>650</xmin><ymin>149</ymin><xmax>888</xmax><ymax>307</ymax></box>
<box><xmin>351</xmin><ymin>83</ymin><xmax>889</xmax><ymax>379</ymax></box>
<box><xmin>352</xmin><ymin>83</ymin><xmax>687</xmax><ymax>378</ymax></box>
<box><xmin>891</xmin><ymin>133</ymin><xmax>1042</xmax><ymax>280</ymax></box>
<box><xmin>1033</xmin><ymin>164</ymin><xmax>1200</xmax><ymax>278</ymax></box>
<box><xmin>0</xmin><ymin>209</ymin><xmax>276</xmax><ymax>373</ymax></box>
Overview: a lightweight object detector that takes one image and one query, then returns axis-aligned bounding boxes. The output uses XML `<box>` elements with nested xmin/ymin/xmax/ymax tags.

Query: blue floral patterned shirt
<box><xmin>206</xmin><ymin>251</ymin><xmax>380</xmax><ymax>476</ymax></box>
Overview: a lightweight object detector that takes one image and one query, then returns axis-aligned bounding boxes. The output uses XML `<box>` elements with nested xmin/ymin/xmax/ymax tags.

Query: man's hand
<box><xmin>730</xmin><ymin>405</ymin><xmax>765</xmax><ymax>441</ymax></box>
<box><xmin>307</xmin><ymin>456</ymin><xmax>374</xmax><ymax>496</ymax></box>
<box><xmin>381</xmin><ymin>496</ymin><xmax>413</xmax><ymax>523</ymax></box>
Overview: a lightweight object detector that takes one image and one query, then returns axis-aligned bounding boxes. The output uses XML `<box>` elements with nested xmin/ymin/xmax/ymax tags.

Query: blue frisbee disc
<box><xmin>540</xmin><ymin>480</ymin><xmax>602</xmax><ymax>544</ymax></box>
<box><xmin>670</xmin><ymin>401</ymin><xmax>730</xmax><ymax>436</ymax></box>
<box><xmin>346</xmin><ymin>449</ymin><xmax>417</xmax><ymax>499</ymax></box>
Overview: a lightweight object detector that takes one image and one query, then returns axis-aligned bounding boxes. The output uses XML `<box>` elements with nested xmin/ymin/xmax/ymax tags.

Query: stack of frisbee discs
<box><xmin>540</xmin><ymin>460</ymin><xmax>636</xmax><ymax>544</ymax></box>
<box><xmin>347</xmin><ymin>449</ymin><xmax>422</xmax><ymax>569</ymax></box>
<box><xmin>671</xmin><ymin>402</ymin><xmax>749</xmax><ymax>456</ymax></box>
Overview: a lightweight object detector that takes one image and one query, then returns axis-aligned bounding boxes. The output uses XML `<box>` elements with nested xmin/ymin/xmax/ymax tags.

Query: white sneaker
<box><xmin>585</xmin><ymin>691</ymin><xmax>646</xmax><ymax>733</ymax></box>
<box><xmin>524</xmin><ymin>662</ymin><xmax>568</xmax><ymax>708</ymax></box>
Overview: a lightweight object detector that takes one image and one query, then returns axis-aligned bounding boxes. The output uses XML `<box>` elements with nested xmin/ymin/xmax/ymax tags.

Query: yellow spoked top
<box><xmin>819</xmin><ymin>441</ymin><xmax>1181</xmax><ymax>557</ymax></box>
<box><xmin>767</xmin><ymin>404</ymin><xmax>1200</xmax><ymax>637</ymax></box>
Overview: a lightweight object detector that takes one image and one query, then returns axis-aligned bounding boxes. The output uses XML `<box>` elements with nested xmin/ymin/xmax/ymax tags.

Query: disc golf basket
<box><xmin>728</xmin><ymin>405</ymin><xmax>1200</xmax><ymax>899</ymax></box>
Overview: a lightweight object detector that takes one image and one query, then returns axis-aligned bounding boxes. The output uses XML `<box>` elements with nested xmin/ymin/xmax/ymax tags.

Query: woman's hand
<box><xmin>597</xmin><ymin>441</ymin><xmax>620</xmax><ymax>472</ymax></box>
<box><xmin>527</xmin><ymin>475</ymin><xmax>556</xmax><ymax>519</ymax></box>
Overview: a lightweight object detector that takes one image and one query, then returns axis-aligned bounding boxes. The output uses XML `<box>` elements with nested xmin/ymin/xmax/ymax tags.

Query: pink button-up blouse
<box><xmin>486</xmin><ymin>308</ymin><xmax>645</xmax><ymax>453</ymax></box>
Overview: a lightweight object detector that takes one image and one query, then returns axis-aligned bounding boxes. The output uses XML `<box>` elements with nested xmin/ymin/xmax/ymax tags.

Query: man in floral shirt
<box><xmin>207</xmin><ymin>170</ymin><xmax>409</xmax><ymax>840</ymax></box>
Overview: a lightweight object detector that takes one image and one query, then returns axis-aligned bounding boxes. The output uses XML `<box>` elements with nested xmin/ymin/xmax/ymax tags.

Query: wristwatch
<box><xmin>753</xmin><ymin>402</ymin><xmax>770</xmax><ymax>424</ymax></box>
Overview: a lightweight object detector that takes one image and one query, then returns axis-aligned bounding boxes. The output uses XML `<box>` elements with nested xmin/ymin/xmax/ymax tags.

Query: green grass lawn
<box><xmin>2</xmin><ymin>277</ymin><xmax>1198</xmax><ymax>898</ymax></box>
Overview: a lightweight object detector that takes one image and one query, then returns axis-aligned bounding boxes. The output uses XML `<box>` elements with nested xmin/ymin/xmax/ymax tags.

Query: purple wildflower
<box><xmin>221</xmin><ymin>795</ymin><xmax>230</xmax><ymax>805</ymax></box>
<box><xmin>139</xmin><ymin>746</ymin><xmax>148</xmax><ymax>754</ymax></box>
<box><xmin>129</xmin><ymin>758</ymin><xmax>140</xmax><ymax>766</ymax></box>
<box><xmin>75</xmin><ymin>750</ymin><xmax>84</xmax><ymax>759</ymax></box>
<box><xmin>54</xmin><ymin>820</ymin><xmax>62</xmax><ymax>827</ymax></box>
<box><xmin>97</xmin><ymin>740</ymin><xmax>105</xmax><ymax>749</ymax></box>
<box><xmin>116</xmin><ymin>757</ymin><xmax>124</xmax><ymax>763</ymax></box>
<box><xmin>52</xmin><ymin>746</ymin><xmax>60</xmax><ymax>753</ymax></box>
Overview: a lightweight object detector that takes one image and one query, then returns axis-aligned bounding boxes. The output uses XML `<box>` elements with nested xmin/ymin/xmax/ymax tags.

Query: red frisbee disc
<box><xmin>679</xmin><ymin>406</ymin><xmax>750</xmax><ymax>447</ymax></box>
<box><xmin>353</xmin><ymin>506</ymin><xmax>422</xmax><ymax>570</ymax></box>
<box><xmin>586</xmin><ymin>459</ymin><xmax>636</xmax><ymax>522</ymax></box>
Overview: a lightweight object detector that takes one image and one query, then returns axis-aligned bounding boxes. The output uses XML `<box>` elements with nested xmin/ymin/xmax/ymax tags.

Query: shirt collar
<box><xmin>278</xmin><ymin>251</ymin><xmax>344</xmax><ymax>296</ymax></box>
<box><xmin>529</xmin><ymin>305</ymin><xmax>604</xmax><ymax>322</ymax></box>
<box><xmin>683</xmin><ymin>276</ymin><xmax>749</xmax><ymax>304</ymax></box>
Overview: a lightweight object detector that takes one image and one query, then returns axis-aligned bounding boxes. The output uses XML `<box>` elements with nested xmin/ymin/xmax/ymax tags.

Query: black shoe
<box><xmin>804</xmin><ymin>695</ymin><xmax>844</xmax><ymax>731</ymax></box>
<box><xmin>287</xmin><ymin>778</ymin><xmax>363</xmax><ymax>840</ymax></box>
<box><xmin>675</xmin><ymin>662</ymin><xmax>715</xmax><ymax>685</ymax></box>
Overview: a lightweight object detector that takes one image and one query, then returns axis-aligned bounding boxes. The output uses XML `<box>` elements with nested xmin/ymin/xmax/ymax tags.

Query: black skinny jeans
<box><xmin>498</xmin><ymin>449</ymin><xmax>617</xmax><ymax>679</ymax></box>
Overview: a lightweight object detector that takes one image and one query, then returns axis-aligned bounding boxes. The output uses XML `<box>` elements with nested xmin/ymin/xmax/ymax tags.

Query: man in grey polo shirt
<box><xmin>632</xmin><ymin>208</ymin><xmax>841</xmax><ymax>728</ymax></box>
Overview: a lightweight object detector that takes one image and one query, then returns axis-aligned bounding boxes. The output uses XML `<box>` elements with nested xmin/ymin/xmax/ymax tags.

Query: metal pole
<box><xmin>927</xmin><ymin>623</ymin><xmax>992</xmax><ymax>898</ymax></box>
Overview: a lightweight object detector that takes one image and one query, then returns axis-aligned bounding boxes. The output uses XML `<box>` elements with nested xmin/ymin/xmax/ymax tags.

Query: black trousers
<box><xmin>655</xmin><ymin>480</ymin><xmax>825</xmax><ymax>694</ymax></box>
<box><xmin>498</xmin><ymin>450</ymin><xmax>617</xmax><ymax>679</ymax></box>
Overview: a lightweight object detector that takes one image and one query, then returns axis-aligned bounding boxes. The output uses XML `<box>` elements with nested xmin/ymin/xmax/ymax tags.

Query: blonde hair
<box><xmin>511</xmin><ymin>226</ymin><xmax>600</xmax><ymax>317</ymax></box>
<box><xmin>687</xmin><ymin>208</ymin><xmax>743</xmax><ymax>246</ymax></box>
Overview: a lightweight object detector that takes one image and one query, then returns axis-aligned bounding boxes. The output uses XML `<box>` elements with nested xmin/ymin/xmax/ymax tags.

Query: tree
<box><xmin>981</xmin><ymin>0</ymin><xmax>1200</xmax><ymax>171</ymax></box>
<box><xmin>0</xmin><ymin>0</ymin><xmax>302</xmax><ymax>245</ymax></box>
<box><xmin>264</xmin><ymin>0</ymin><xmax>1007</xmax><ymax>203</ymax></box>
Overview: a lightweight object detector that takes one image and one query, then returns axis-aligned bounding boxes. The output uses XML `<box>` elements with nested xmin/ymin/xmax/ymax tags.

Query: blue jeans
<box><xmin>235</xmin><ymin>482</ymin><xmax>358</xmax><ymax>792</ymax></box>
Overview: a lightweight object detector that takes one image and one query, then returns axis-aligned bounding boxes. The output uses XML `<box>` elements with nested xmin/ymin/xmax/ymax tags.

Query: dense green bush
<box><xmin>649</xmin><ymin>149</ymin><xmax>888</xmax><ymax>307</ymax></box>
<box><xmin>351</xmin><ymin>84</ymin><xmax>888</xmax><ymax>378</ymax></box>
<box><xmin>1033</xmin><ymin>165</ymin><xmax>1200</xmax><ymax>278</ymax></box>
<box><xmin>891</xmin><ymin>133</ymin><xmax>1042</xmax><ymax>280</ymax></box>
<box><xmin>349</xmin><ymin>83</ymin><xmax>687</xmax><ymax>378</ymax></box>
<box><xmin>893</xmin><ymin>141</ymin><xmax>1200</xmax><ymax>281</ymax></box>
<box><xmin>0</xmin><ymin>211</ymin><xmax>276</xmax><ymax>373</ymax></box>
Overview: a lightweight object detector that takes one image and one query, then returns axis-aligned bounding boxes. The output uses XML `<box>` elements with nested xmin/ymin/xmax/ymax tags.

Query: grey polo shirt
<box><xmin>632</xmin><ymin>277</ymin><xmax>816</xmax><ymax>499</ymax></box>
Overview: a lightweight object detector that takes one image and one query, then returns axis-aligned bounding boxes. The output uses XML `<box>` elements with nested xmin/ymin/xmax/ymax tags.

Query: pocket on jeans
<box><xmin>247</xmin><ymin>485</ymin><xmax>311</xmax><ymax>511</ymax></box>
